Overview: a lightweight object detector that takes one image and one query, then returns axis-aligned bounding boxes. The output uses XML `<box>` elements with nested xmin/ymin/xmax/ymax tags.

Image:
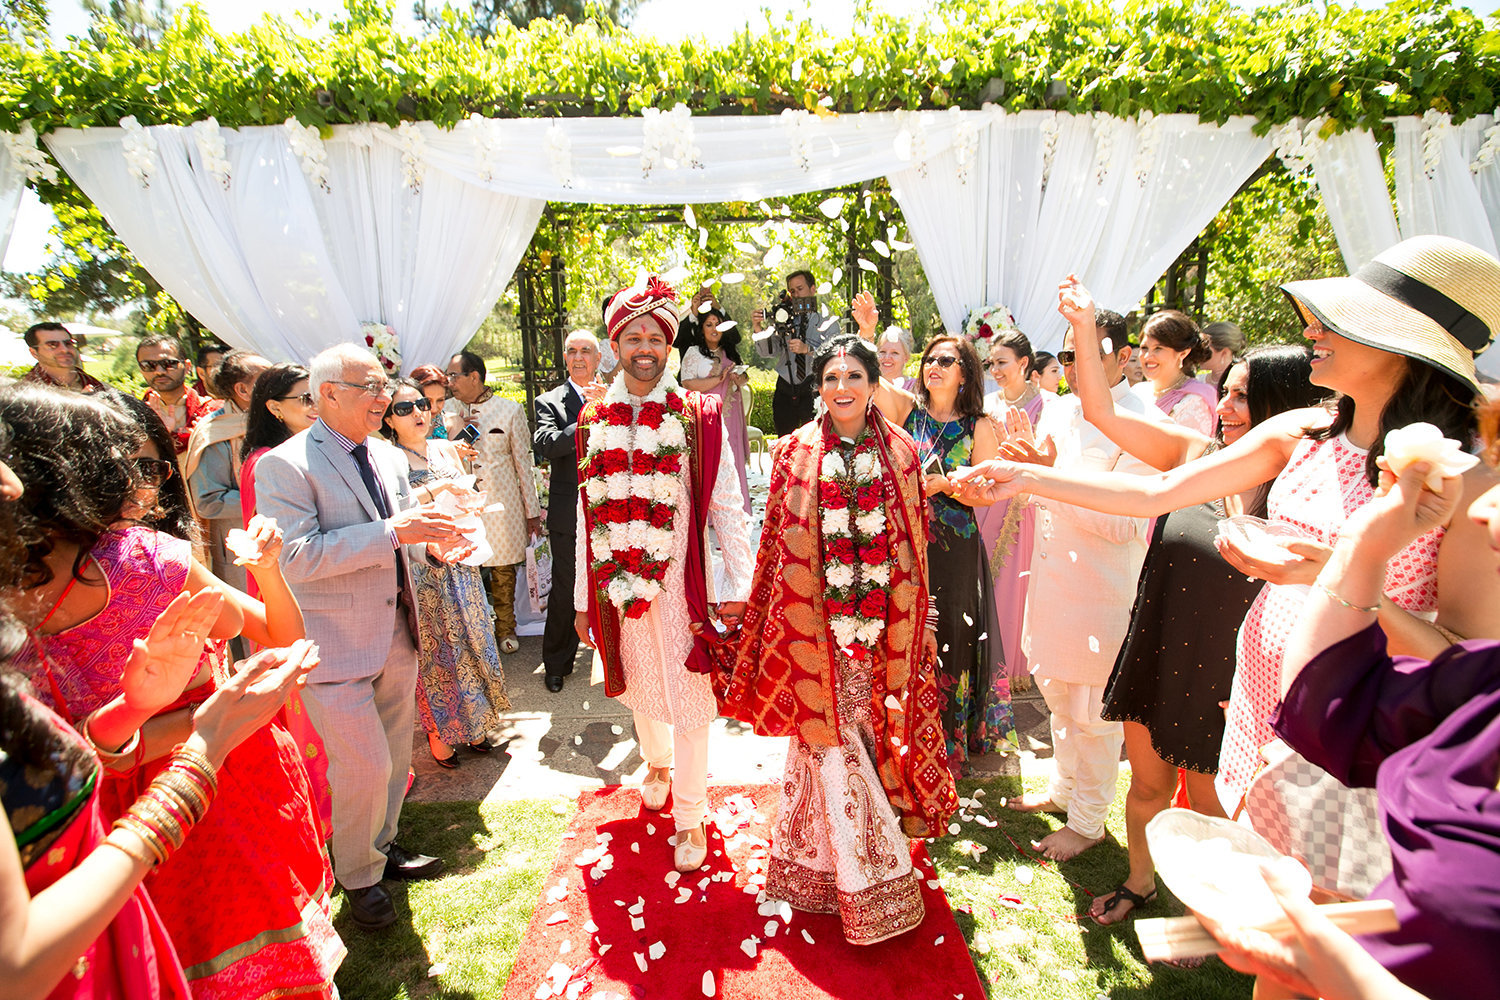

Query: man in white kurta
<box><xmin>574</xmin><ymin>278</ymin><xmax>755</xmax><ymax>873</ymax></box>
<box><xmin>1011</xmin><ymin>326</ymin><xmax>1164</xmax><ymax>860</ymax></box>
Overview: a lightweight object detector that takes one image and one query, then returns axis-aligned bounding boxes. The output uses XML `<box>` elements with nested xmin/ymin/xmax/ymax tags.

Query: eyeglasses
<box><xmin>38</xmin><ymin>338</ymin><xmax>76</xmax><ymax>350</ymax></box>
<box><xmin>135</xmin><ymin>456</ymin><xmax>175</xmax><ymax>488</ymax></box>
<box><xmin>332</xmin><ymin>379</ymin><xmax>396</xmax><ymax>397</ymax></box>
<box><xmin>388</xmin><ymin>398</ymin><xmax>433</xmax><ymax>417</ymax></box>
<box><xmin>278</xmin><ymin>392</ymin><xmax>316</xmax><ymax>406</ymax></box>
<box><xmin>138</xmin><ymin>358</ymin><xmax>184</xmax><ymax>373</ymax></box>
<box><xmin>925</xmin><ymin>355</ymin><xmax>960</xmax><ymax>369</ymax></box>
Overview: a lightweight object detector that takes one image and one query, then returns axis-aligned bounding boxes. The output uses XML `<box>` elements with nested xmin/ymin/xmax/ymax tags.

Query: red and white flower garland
<box><xmin>819</xmin><ymin>429</ymin><xmax>892</xmax><ymax>659</ymax></box>
<box><xmin>580</xmin><ymin>373</ymin><xmax>690</xmax><ymax>618</ymax></box>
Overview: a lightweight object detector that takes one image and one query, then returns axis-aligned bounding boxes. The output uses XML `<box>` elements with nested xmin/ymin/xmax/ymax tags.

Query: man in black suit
<box><xmin>532</xmin><ymin>330</ymin><xmax>603</xmax><ymax>693</ymax></box>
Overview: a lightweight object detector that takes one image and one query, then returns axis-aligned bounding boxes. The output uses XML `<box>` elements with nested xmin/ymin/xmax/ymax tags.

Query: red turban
<box><xmin>605</xmin><ymin>276</ymin><xmax>681</xmax><ymax>344</ymax></box>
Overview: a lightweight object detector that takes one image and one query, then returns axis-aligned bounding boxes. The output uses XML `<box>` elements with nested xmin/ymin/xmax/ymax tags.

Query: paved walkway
<box><xmin>406</xmin><ymin>633</ymin><xmax>1058</xmax><ymax>806</ymax></box>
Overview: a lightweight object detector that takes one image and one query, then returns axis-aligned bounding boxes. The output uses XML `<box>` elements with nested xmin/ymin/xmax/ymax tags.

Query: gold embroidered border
<box><xmin>765</xmin><ymin>856</ymin><xmax>837</xmax><ymax>913</ymax></box>
<box><xmin>840</xmin><ymin>871</ymin><xmax>924</xmax><ymax>946</ymax></box>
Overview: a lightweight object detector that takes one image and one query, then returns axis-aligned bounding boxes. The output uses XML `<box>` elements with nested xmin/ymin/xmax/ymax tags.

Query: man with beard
<box><xmin>20</xmin><ymin>322</ymin><xmax>105</xmax><ymax>393</ymax></box>
<box><xmin>573</xmin><ymin>277</ymin><xmax>755</xmax><ymax>872</ymax></box>
<box><xmin>137</xmin><ymin>334</ymin><xmax>216</xmax><ymax>454</ymax></box>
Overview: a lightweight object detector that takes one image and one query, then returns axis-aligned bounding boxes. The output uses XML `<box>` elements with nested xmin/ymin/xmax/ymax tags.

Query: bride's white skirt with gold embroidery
<box><xmin>764</xmin><ymin>652</ymin><xmax>924</xmax><ymax>945</ymax></box>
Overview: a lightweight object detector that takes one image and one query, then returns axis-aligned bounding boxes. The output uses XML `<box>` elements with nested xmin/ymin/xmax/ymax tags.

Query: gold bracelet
<box><xmin>167</xmin><ymin>744</ymin><xmax>219</xmax><ymax>797</ymax></box>
<box><xmin>147</xmin><ymin>783</ymin><xmax>197</xmax><ymax>830</ymax></box>
<box><xmin>1317</xmin><ymin>582</ymin><xmax>1380</xmax><ymax>614</ymax></box>
<box><xmin>152</xmin><ymin>772</ymin><xmax>208</xmax><ymax>823</ymax></box>
<box><xmin>80</xmin><ymin>710</ymin><xmax>141</xmax><ymax>764</ymax></box>
<box><xmin>128</xmin><ymin>797</ymin><xmax>186</xmax><ymax>853</ymax></box>
<box><xmin>103</xmin><ymin>829</ymin><xmax>156</xmax><ymax>868</ymax></box>
<box><xmin>112</xmin><ymin>816</ymin><xmax>169</xmax><ymax>866</ymax></box>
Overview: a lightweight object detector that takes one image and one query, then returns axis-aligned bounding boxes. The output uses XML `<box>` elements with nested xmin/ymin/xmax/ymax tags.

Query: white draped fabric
<box><xmin>1311</xmin><ymin>129</ymin><xmax>1400</xmax><ymax>272</ymax></box>
<box><xmin>888</xmin><ymin>112</ymin><xmax>1270</xmax><ymax>349</ymax></box>
<box><xmin>1394</xmin><ymin>116</ymin><xmax>1500</xmax><ymax>257</ymax></box>
<box><xmin>45</xmin><ymin>125</ymin><xmax>543</xmax><ymax>371</ymax></box>
<box><xmin>42</xmin><ymin>110</ymin><xmax>1277</xmax><ymax>364</ymax></box>
<box><xmin>0</xmin><ymin>151</ymin><xmax>25</xmax><ymax>266</ymax></box>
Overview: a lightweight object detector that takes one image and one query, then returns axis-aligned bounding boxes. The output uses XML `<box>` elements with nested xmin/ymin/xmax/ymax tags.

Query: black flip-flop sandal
<box><xmin>1092</xmin><ymin>884</ymin><xmax>1157</xmax><ymax>924</ymax></box>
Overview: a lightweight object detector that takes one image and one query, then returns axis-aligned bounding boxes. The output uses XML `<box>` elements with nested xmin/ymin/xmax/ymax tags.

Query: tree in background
<box><xmin>413</xmin><ymin>0</ymin><xmax>637</xmax><ymax>34</ymax></box>
<box><xmin>2</xmin><ymin>0</ymin><xmax>48</xmax><ymax>41</ymax></box>
<box><xmin>83</xmin><ymin>0</ymin><xmax>173</xmax><ymax>49</ymax></box>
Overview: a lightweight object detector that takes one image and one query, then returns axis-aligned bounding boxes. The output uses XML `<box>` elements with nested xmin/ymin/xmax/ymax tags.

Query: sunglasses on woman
<box><xmin>278</xmin><ymin>392</ymin><xmax>316</xmax><ymax>407</ymax></box>
<box><xmin>135</xmin><ymin>456</ymin><xmax>175</xmax><ymax>488</ymax></box>
<box><xmin>388</xmin><ymin>398</ymin><xmax>433</xmax><ymax>417</ymax></box>
<box><xmin>925</xmin><ymin>355</ymin><xmax>961</xmax><ymax>369</ymax></box>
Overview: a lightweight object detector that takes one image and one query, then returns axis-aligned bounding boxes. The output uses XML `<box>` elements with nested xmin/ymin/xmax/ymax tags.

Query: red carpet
<box><xmin>502</xmin><ymin>784</ymin><xmax>986</xmax><ymax>1000</ymax></box>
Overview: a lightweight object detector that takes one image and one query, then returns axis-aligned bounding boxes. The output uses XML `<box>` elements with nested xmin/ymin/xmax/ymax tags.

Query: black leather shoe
<box><xmin>545</xmin><ymin>675</ymin><xmax>565</xmax><ymax>693</ymax></box>
<box><xmin>466</xmin><ymin>738</ymin><xmax>493</xmax><ymax>754</ymax></box>
<box><xmin>383</xmin><ymin>843</ymin><xmax>444</xmax><ymax>881</ymax></box>
<box><xmin>342</xmin><ymin>883</ymin><xmax>396</xmax><ymax>930</ymax></box>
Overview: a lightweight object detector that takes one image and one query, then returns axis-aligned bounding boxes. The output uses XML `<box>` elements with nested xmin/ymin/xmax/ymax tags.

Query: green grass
<box><xmin>333</xmin><ymin>778</ymin><xmax>1252</xmax><ymax>1000</ymax></box>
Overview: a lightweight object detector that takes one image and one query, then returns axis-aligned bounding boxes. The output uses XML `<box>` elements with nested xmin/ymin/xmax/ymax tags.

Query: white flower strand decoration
<box><xmin>948</xmin><ymin>106</ymin><xmax>981</xmax><ymax>185</ymax></box>
<box><xmin>1091</xmin><ymin>112</ymin><xmax>1119</xmax><ymax>185</ymax></box>
<box><xmin>396</xmin><ymin>120</ymin><xmax>426</xmax><ymax>193</ymax></box>
<box><xmin>1</xmin><ymin>121</ymin><xmax>58</xmax><ymax>185</ymax></box>
<box><xmin>893</xmin><ymin>110</ymin><xmax>931</xmax><ymax>176</ymax></box>
<box><xmin>283</xmin><ymin>117</ymin><xmax>330</xmax><ymax>192</ymax></box>
<box><xmin>781</xmin><ymin>108</ymin><xmax>817</xmax><ymax>172</ymax></box>
<box><xmin>639</xmin><ymin>103</ymin><xmax>701</xmax><ymax>177</ymax></box>
<box><xmin>1421</xmin><ymin>109</ymin><xmax>1453</xmax><ymax>178</ymax></box>
<box><xmin>544</xmin><ymin>123</ymin><xmax>574</xmax><ymax>188</ymax></box>
<box><xmin>191</xmin><ymin>117</ymin><xmax>232</xmax><ymax>189</ymax></box>
<box><xmin>1038</xmin><ymin>112</ymin><xmax>1059</xmax><ymax>190</ymax></box>
<box><xmin>119</xmin><ymin>115</ymin><xmax>157</xmax><ymax>188</ymax></box>
<box><xmin>1471</xmin><ymin>113</ymin><xmax>1500</xmax><ymax>175</ymax></box>
<box><xmin>1270</xmin><ymin>116</ymin><xmax>1328</xmax><ymax>175</ymax></box>
<box><xmin>1131</xmin><ymin>110</ymin><xmax>1163</xmax><ymax>187</ymax></box>
<box><xmin>461</xmin><ymin>113</ymin><xmax>503</xmax><ymax>182</ymax></box>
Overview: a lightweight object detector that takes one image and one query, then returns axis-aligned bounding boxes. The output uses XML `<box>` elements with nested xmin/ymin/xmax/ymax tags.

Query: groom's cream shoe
<box><xmin>640</xmin><ymin>768</ymin><xmax>671</xmax><ymax>811</ymax></box>
<box><xmin>673</xmin><ymin>824</ymin><xmax>708</xmax><ymax>872</ymax></box>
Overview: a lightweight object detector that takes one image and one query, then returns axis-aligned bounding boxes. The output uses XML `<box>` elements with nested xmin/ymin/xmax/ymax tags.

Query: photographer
<box><xmin>753</xmin><ymin>269</ymin><xmax>831</xmax><ymax>435</ymax></box>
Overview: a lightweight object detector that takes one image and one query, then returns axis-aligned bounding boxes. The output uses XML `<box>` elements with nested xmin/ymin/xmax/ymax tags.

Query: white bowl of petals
<box><xmin>1145</xmin><ymin>809</ymin><xmax>1312</xmax><ymax>928</ymax></box>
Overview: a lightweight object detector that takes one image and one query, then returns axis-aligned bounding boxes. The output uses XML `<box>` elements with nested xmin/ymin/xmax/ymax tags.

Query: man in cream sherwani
<box><xmin>573</xmin><ymin>278</ymin><xmax>755</xmax><ymax>873</ymax></box>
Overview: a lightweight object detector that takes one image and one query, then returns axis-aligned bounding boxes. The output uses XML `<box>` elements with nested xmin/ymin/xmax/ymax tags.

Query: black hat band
<box><xmin>1354</xmin><ymin>260</ymin><xmax>1492</xmax><ymax>355</ymax></box>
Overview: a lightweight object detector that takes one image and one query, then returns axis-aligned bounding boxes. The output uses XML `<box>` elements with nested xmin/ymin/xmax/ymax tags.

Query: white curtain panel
<box><xmin>1394</xmin><ymin>116</ymin><xmax>1499</xmax><ymax>256</ymax></box>
<box><xmin>891</xmin><ymin>112</ymin><xmax>1269</xmax><ymax>351</ymax></box>
<box><xmin>0</xmin><ymin>150</ymin><xmax>26</xmax><ymax>266</ymax></box>
<box><xmin>1310</xmin><ymin>129</ymin><xmax>1401</xmax><ymax>272</ymax></box>
<box><xmin>46</xmin><ymin>124</ymin><xmax>544</xmax><ymax>370</ymax></box>
<box><xmin>401</xmin><ymin>110</ymin><xmax>969</xmax><ymax>204</ymax></box>
<box><xmin>316</xmin><ymin>130</ymin><xmax>544</xmax><ymax>371</ymax></box>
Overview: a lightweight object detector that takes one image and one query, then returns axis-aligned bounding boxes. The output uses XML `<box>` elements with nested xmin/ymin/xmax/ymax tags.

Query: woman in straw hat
<box><xmin>950</xmin><ymin>235</ymin><xmax>1500</xmax><ymax>818</ymax></box>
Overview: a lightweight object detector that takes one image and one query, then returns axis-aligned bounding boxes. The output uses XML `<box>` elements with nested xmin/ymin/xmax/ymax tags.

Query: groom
<box><xmin>573</xmin><ymin>277</ymin><xmax>756</xmax><ymax>872</ymax></box>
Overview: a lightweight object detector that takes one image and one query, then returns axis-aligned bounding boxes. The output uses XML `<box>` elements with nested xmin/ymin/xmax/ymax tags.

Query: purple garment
<box><xmin>1154</xmin><ymin>377</ymin><xmax>1219</xmax><ymax>436</ymax></box>
<box><xmin>1271</xmin><ymin>625</ymin><xmax>1500</xmax><ymax>1000</ymax></box>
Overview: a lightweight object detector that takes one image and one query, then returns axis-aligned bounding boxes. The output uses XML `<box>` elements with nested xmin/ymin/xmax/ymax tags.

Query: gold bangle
<box><xmin>167</xmin><ymin>744</ymin><xmax>219</xmax><ymax>796</ymax></box>
<box><xmin>80</xmin><ymin>710</ymin><xmax>141</xmax><ymax>764</ymax></box>
<box><xmin>103</xmin><ymin>829</ymin><xmax>156</xmax><ymax>868</ymax></box>
<box><xmin>129</xmin><ymin>797</ymin><xmax>185</xmax><ymax>853</ymax></box>
<box><xmin>155</xmin><ymin>772</ymin><xmax>209</xmax><ymax>823</ymax></box>
<box><xmin>148</xmin><ymin>784</ymin><xmax>197</xmax><ymax>830</ymax></box>
<box><xmin>162</xmin><ymin>758</ymin><xmax>216</xmax><ymax>810</ymax></box>
<box><xmin>1316</xmin><ymin>582</ymin><xmax>1380</xmax><ymax>614</ymax></box>
<box><xmin>112</xmin><ymin>816</ymin><xmax>169</xmax><ymax>866</ymax></box>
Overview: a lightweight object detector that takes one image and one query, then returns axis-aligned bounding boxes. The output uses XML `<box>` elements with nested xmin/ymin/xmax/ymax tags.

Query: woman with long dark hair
<box><xmin>678</xmin><ymin>308</ymin><xmax>752</xmax><ymax>512</ymax></box>
<box><xmin>3</xmin><ymin>383</ymin><xmax>342</xmax><ymax>999</ymax></box>
<box><xmin>239</xmin><ymin>363</ymin><xmax>316</xmax><ymax>530</ymax></box>
<box><xmin>718</xmin><ymin>334</ymin><xmax>956</xmax><ymax>944</ymax></box>
<box><xmin>879</xmin><ymin>336</ymin><xmax>1014</xmax><ymax>773</ymax></box>
<box><xmin>956</xmin><ymin>241</ymin><xmax>1500</xmax><ymax>892</ymax></box>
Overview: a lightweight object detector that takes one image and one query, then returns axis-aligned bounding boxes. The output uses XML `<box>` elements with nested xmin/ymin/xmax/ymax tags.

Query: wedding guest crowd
<box><xmin>7</xmin><ymin>234</ymin><xmax>1500</xmax><ymax>999</ymax></box>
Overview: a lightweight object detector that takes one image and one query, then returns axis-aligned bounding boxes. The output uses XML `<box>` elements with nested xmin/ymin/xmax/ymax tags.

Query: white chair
<box><xmin>743</xmin><ymin>382</ymin><xmax>770</xmax><ymax>472</ymax></box>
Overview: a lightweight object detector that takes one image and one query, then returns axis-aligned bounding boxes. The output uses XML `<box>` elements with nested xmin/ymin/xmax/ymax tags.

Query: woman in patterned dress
<box><xmin>718</xmin><ymin>335</ymin><xmax>957</xmax><ymax>945</ymax></box>
<box><xmin>878</xmin><ymin>335</ymin><xmax>1016</xmax><ymax>774</ymax></box>
<box><xmin>381</xmin><ymin>380</ymin><xmax>510</xmax><ymax>769</ymax></box>
<box><xmin>955</xmin><ymin>245</ymin><xmax>1500</xmax><ymax>821</ymax></box>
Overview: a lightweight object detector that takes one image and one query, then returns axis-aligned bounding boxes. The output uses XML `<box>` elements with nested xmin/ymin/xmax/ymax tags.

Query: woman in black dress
<box><xmin>1067</xmin><ymin>343</ymin><xmax>1326</xmax><ymax>923</ymax></box>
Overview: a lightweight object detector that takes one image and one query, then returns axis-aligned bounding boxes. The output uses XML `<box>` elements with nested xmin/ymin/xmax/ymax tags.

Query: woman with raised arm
<box><xmin>716</xmin><ymin>334</ymin><xmax>957</xmax><ymax>944</ymax></box>
<box><xmin>678</xmin><ymin>309</ymin><xmax>752</xmax><ymax>513</ymax></box>
<box><xmin>954</xmin><ymin>237</ymin><xmax>1500</xmax><ymax>821</ymax></box>
<box><xmin>1054</xmin><ymin>299</ymin><xmax>1325</xmax><ymax>922</ymax></box>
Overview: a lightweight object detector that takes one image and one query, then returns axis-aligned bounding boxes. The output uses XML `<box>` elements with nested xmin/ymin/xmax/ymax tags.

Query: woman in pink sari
<box><xmin>679</xmin><ymin>309</ymin><xmax>752</xmax><ymax>513</ymax></box>
<box><xmin>1132</xmin><ymin>310</ymin><xmax>1219</xmax><ymax>435</ymax></box>
<box><xmin>977</xmin><ymin>329</ymin><xmax>1047</xmax><ymax>689</ymax></box>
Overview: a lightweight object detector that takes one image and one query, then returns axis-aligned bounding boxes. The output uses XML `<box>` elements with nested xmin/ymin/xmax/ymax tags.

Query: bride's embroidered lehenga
<box><xmin>716</xmin><ymin>411</ymin><xmax>957</xmax><ymax>945</ymax></box>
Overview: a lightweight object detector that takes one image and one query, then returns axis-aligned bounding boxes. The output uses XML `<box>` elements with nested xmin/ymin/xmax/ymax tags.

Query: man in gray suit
<box><xmin>255</xmin><ymin>344</ymin><xmax>467</xmax><ymax>931</ymax></box>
